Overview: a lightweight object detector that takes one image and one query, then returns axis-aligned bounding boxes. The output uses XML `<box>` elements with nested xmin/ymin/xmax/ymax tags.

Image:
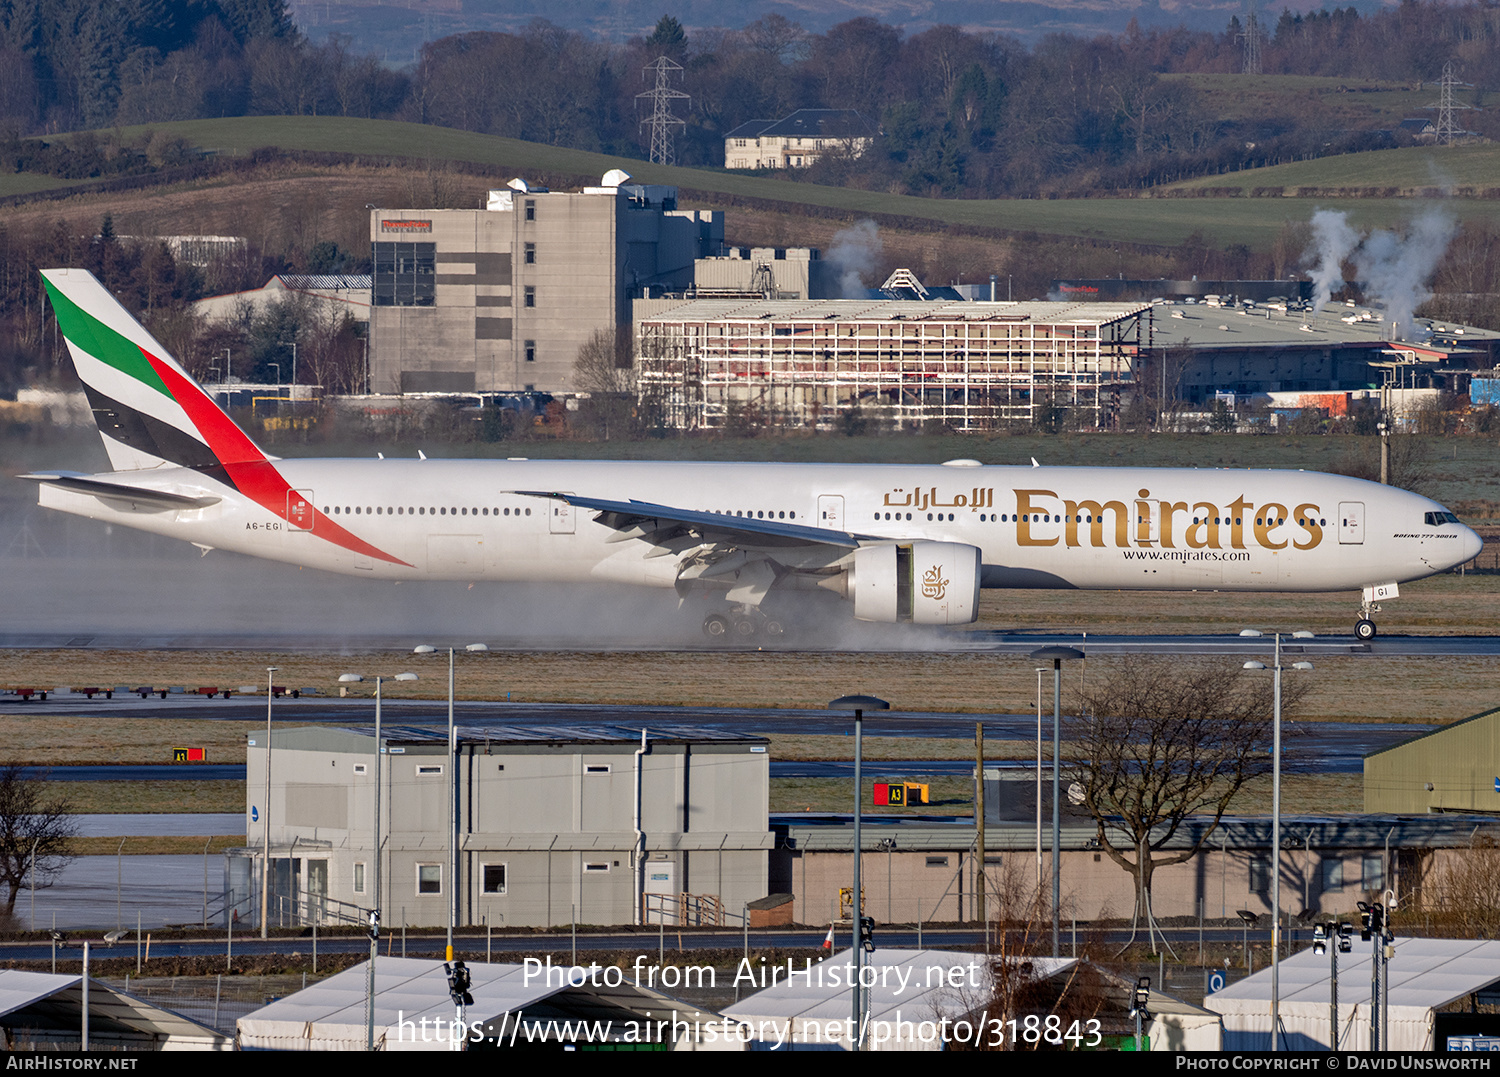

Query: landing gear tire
<box><xmin>702</xmin><ymin>613</ymin><xmax>730</xmax><ymax>638</ymax></box>
<box><xmin>763</xmin><ymin>619</ymin><xmax>785</xmax><ymax>638</ymax></box>
<box><xmin>733</xmin><ymin>617</ymin><xmax>758</xmax><ymax>639</ymax></box>
<box><xmin>1355</xmin><ymin>618</ymin><xmax>1377</xmax><ymax>642</ymax></box>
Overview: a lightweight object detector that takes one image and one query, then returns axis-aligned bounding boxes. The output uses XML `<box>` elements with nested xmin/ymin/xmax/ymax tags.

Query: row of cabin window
<box><xmin>324</xmin><ymin>505</ymin><xmax>532</xmax><ymax>517</ymax></box>
<box><xmin>714</xmin><ymin>510</ymin><xmax>796</xmax><ymax>520</ymax></box>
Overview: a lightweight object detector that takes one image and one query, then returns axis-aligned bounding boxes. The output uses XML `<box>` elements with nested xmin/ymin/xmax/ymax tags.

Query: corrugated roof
<box><xmin>1153</xmin><ymin>301</ymin><xmax>1500</xmax><ymax>350</ymax></box>
<box><xmin>776</xmin><ymin>813</ymin><xmax>1500</xmax><ymax>852</ymax></box>
<box><xmin>278</xmin><ymin>274</ymin><xmax>372</xmax><ymax>291</ymax></box>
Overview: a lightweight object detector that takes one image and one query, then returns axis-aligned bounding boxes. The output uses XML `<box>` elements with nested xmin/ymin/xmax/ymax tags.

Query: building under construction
<box><xmin>634</xmin><ymin>298</ymin><xmax>1152</xmax><ymax>431</ymax></box>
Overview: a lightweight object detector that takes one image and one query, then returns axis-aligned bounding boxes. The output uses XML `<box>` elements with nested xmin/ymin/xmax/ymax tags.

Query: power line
<box><xmin>1239</xmin><ymin>2</ymin><xmax>1262</xmax><ymax>76</ymax></box>
<box><xmin>1428</xmin><ymin>60</ymin><xmax>1474</xmax><ymax>145</ymax></box>
<box><xmin>637</xmin><ymin>57</ymin><xmax>690</xmax><ymax>166</ymax></box>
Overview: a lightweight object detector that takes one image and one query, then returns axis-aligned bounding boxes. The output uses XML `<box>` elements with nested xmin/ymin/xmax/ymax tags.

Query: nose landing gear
<box><xmin>1355</xmin><ymin>582</ymin><xmax>1397</xmax><ymax>642</ymax></box>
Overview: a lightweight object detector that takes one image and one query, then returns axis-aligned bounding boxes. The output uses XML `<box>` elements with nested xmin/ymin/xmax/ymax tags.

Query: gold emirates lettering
<box><xmin>1011</xmin><ymin>488</ymin><xmax>1323</xmax><ymax>550</ymax></box>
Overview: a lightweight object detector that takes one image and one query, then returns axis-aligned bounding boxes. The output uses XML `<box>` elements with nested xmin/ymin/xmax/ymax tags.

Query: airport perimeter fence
<box><xmin>105</xmin><ymin>974</ymin><xmax>307</xmax><ymax>1037</ymax></box>
<box><xmin>1457</xmin><ymin>548</ymin><xmax>1500</xmax><ymax>574</ymax></box>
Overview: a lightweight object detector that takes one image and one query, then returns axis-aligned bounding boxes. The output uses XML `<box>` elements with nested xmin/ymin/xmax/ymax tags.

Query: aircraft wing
<box><xmin>19</xmin><ymin>471</ymin><xmax>222</xmax><ymax>510</ymax></box>
<box><xmin>516</xmin><ymin>491</ymin><xmax>867</xmax><ymax>549</ymax></box>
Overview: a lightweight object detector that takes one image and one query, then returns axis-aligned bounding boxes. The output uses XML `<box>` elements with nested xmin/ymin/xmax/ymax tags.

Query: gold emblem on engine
<box><xmin>921</xmin><ymin>563</ymin><xmax>948</xmax><ymax>600</ymax></box>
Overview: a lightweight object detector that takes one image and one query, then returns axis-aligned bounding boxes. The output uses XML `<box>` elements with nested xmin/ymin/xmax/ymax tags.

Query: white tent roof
<box><xmin>1204</xmin><ymin>937</ymin><xmax>1500</xmax><ymax>1051</ymax></box>
<box><xmin>722</xmin><ymin>948</ymin><xmax>1076</xmax><ymax>1051</ymax></box>
<box><xmin>0</xmin><ymin>970</ymin><xmax>229</xmax><ymax>1051</ymax></box>
<box><xmin>239</xmin><ymin>957</ymin><xmax>717</xmax><ymax>1051</ymax></box>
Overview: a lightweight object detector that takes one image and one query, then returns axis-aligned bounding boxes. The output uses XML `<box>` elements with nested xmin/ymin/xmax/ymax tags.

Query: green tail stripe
<box><xmin>42</xmin><ymin>279</ymin><xmax>171</xmax><ymax>400</ymax></box>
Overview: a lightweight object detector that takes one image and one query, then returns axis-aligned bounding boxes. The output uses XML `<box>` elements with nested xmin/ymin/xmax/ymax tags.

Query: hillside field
<box><xmin>7</xmin><ymin>116</ymin><xmax>1500</xmax><ymax>252</ymax></box>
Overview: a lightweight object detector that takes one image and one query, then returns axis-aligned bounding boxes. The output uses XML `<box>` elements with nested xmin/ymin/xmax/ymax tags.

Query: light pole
<box><xmin>1243</xmin><ymin>631</ymin><xmax>1314</xmax><ymax>1052</ymax></box>
<box><xmin>1030</xmin><ymin>646</ymin><xmax>1082</xmax><ymax>957</ymax></box>
<box><xmin>338</xmin><ymin>678</ymin><xmax>419</xmax><ymax>927</ymax></box>
<box><xmin>415</xmin><ymin>642</ymin><xmax>488</xmax><ymax>960</ymax></box>
<box><xmin>1313</xmin><ymin>919</ymin><xmax>1352</xmax><ymax>1049</ymax></box>
<box><xmin>339</xmin><ymin>670</ymin><xmax>417</xmax><ymax>1052</ymax></box>
<box><xmin>279</xmin><ymin>339</ymin><xmax>298</xmax><ymax>393</ymax></box>
<box><xmin>1034</xmin><ymin>667</ymin><xmax>1045</xmax><ymax>899</ymax></box>
<box><xmin>829</xmin><ymin>694</ymin><xmax>890</xmax><ymax>1051</ymax></box>
<box><xmin>260</xmin><ymin>666</ymin><xmax>277</xmax><ymax>939</ymax></box>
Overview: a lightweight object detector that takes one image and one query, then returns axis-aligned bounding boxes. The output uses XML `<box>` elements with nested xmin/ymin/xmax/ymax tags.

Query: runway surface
<box><xmin>4</xmin><ymin>692</ymin><xmax>1428</xmax><ymax>775</ymax></box>
<box><xmin>3</xmin><ymin>629</ymin><xmax>1499</xmax><ymax>655</ymax></box>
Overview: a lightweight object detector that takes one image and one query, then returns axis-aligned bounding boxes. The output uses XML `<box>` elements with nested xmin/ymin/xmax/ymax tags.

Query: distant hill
<box><xmin>9</xmin><ymin>116</ymin><xmax>1500</xmax><ymax>253</ymax></box>
<box><xmin>287</xmin><ymin>0</ymin><xmax>1283</xmax><ymax>53</ymax></box>
<box><xmin>1157</xmin><ymin>143</ymin><xmax>1500</xmax><ymax>197</ymax></box>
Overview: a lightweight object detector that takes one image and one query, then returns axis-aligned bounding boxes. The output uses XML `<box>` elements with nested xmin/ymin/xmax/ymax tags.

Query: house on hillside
<box><xmin>724</xmin><ymin>109</ymin><xmax>877</xmax><ymax>170</ymax></box>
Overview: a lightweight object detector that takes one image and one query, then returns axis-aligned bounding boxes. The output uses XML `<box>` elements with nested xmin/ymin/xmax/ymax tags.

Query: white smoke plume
<box><xmin>1304</xmin><ymin>209</ymin><xmax>1360</xmax><ymax>313</ymax></box>
<box><xmin>825</xmin><ymin>220</ymin><xmax>882</xmax><ymax>299</ymax></box>
<box><xmin>1303</xmin><ymin>209</ymin><xmax>1456</xmax><ymax>341</ymax></box>
<box><xmin>1353</xmin><ymin>210</ymin><xmax>1457</xmax><ymax>341</ymax></box>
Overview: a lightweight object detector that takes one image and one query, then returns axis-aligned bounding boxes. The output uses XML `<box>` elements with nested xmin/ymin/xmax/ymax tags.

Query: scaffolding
<box><xmin>636</xmin><ymin>299</ymin><xmax>1150</xmax><ymax>431</ymax></box>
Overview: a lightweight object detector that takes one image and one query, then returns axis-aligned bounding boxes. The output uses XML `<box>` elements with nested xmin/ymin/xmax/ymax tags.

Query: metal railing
<box><xmin>643</xmin><ymin>891</ymin><xmax>725</xmax><ymax>927</ymax></box>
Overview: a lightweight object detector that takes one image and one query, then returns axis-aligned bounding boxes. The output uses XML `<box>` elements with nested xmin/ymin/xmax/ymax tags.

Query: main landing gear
<box><xmin>702</xmin><ymin>605</ymin><xmax>785</xmax><ymax>641</ymax></box>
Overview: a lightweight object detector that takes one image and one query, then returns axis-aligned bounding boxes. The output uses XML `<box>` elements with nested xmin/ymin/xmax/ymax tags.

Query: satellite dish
<box><xmin>1068</xmin><ymin>781</ymin><xmax>1086</xmax><ymax>806</ymax></box>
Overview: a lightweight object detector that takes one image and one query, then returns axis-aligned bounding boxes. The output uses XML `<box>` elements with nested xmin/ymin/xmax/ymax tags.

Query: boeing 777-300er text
<box><xmin>22</xmin><ymin>269</ymin><xmax>1484</xmax><ymax>641</ymax></box>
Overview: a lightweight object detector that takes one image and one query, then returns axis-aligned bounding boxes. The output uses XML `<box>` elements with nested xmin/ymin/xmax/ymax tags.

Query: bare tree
<box><xmin>0</xmin><ymin>764</ymin><xmax>78</xmax><ymax>916</ymax></box>
<box><xmin>572</xmin><ymin>327</ymin><xmax>637</xmax><ymax>439</ymax></box>
<box><xmin>1069</xmin><ymin>658</ymin><xmax>1305</xmax><ymax>952</ymax></box>
<box><xmin>572</xmin><ymin>327</ymin><xmax>634</xmax><ymax>394</ymax></box>
<box><xmin>1434</xmin><ymin>834</ymin><xmax>1500</xmax><ymax>938</ymax></box>
<box><xmin>1332</xmin><ymin>432</ymin><xmax>1435</xmax><ymax>496</ymax></box>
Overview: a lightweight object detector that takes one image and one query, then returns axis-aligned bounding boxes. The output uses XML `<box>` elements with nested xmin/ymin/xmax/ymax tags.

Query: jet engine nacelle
<box><xmin>852</xmin><ymin>542</ymin><xmax>981</xmax><ymax>625</ymax></box>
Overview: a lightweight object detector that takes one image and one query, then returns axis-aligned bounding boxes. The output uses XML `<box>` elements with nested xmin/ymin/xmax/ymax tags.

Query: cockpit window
<box><xmin>1425</xmin><ymin>511</ymin><xmax>1461</xmax><ymax>526</ymax></box>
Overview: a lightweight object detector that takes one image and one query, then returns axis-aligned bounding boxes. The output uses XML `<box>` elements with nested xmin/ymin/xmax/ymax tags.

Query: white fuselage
<box><xmin>35</xmin><ymin>459</ymin><xmax>1481</xmax><ymax>595</ymax></box>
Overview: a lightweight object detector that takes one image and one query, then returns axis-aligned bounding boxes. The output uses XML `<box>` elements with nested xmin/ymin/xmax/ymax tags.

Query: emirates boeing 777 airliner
<box><xmin>22</xmin><ymin>270</ymin><xmax>1482</xmax><ymax>640</ymax></box>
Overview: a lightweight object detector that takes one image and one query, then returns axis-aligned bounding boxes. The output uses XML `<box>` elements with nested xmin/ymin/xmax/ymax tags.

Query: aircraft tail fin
<box><xmin>40</xmin><ymin>269</ymin><xmax>269</xmax><ymax>473</ymax></box>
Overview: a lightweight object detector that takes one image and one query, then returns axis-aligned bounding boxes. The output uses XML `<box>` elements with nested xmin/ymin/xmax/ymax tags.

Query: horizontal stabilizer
<box><xmin>19</xmin><ymin>471</ymin><xmax>222</xmax><ymax>510</ymax></box>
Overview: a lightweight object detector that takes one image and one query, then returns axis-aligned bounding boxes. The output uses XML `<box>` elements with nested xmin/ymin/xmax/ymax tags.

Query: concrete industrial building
<box><xmin>690</xmin><ymin>246</ymin><xmax>831</xmax><ymax>300</ymax></box>
<box><xmin>367</xmin><ymin>173</ymin><xmax>723</xmax><ymax>395</ymax></box>
<box><xmin>633</xmin><ymin>298</ymin><xmax>1151</xmax><ymax>431</ymax></box>
<box><xmin>230</xmin><ymin>723</ymin><xmax>771</xmax><ymax>930</ymax></box>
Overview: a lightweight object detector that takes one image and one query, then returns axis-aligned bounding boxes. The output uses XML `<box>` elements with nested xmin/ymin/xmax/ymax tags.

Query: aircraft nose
<box><xmin>1462</xmin><ymin>524</ymin><xmax>1484</xmax><ymax>564</ymax></box>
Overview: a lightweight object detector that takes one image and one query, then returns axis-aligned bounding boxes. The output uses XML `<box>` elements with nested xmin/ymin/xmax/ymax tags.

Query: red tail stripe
<box><xmin>144</xmin><ymin>352</ymin><xmax>411</xmax><ymax>567</ymax></box>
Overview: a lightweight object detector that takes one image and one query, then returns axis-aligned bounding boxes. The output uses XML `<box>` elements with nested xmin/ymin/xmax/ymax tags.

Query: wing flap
<box><xmin>517</xmin><ymin>491</ymin><xmax>863</xmax><ymax>549</ymax></box>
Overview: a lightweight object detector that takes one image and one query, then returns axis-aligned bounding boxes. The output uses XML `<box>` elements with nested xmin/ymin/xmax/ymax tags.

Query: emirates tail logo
<box><xmin>921</xmin><ymin>563</ymin><xmax>948</xmax><ymax>600</ymax></box>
